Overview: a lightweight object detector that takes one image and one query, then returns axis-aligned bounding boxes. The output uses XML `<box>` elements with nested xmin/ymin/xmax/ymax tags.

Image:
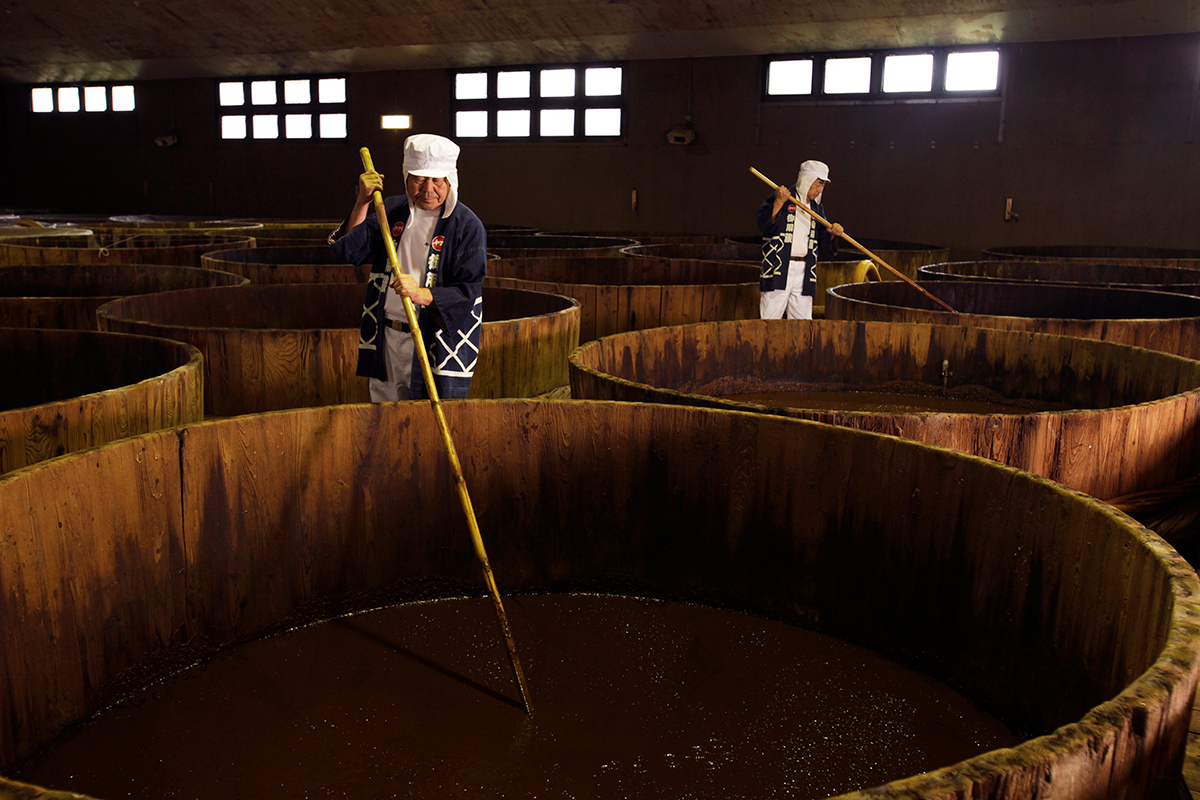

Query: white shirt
<box><xmin>384</xmin><ymin>205</ymin><xmax>440</xmax><ymax>320</ymax></box>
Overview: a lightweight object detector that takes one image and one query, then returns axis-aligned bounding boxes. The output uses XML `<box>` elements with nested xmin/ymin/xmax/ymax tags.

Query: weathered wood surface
<box><xmin>201</xmin><ymin>245</ymin><xmax>367</xmax><ymax>284</ymax></box>
<box><xmin>814</xmin><ymin>259</ymin><xmax>879</xmax><ymax>314</ymax></box>
<box><xmin>920</xmin><ymin>260</ymin><xmax>1200</xmax><ymax>295</ymax></box>
<box><xmin>487</xmin><ymin>234</ymin><xmax>637</xmax><ymax>259</ymax></box>
<box><xmin>0</xmin><ymin>234</ymin><xmax>257</xmax><ymax>268</ymax></box>
<box><xmin>569</xmin><ymin>319</ymin><xmax>1200</xmax><ymax>501</ymax></box>
<box><xmin>0</xmin><ymin>402</ymin><xmax>1197</xmax><ymax>800</ymax></box>
<box><xmin>97</xmin><ymin>284</ymin><xmax>579</xmax><ymax>415</ymax></box>
<box><xmin>984</xmin><ymin>245</ymin><xmax>1200</xmax><ymax>268</ymax></box>
<box><xmin>826</xmin><ymin>280</ymin><xmax>1200</xmax><ymax>360</ymax></box>
<box><xmin>215</xmin><ymin>219</ymin><xmax>341</xmax><ymax>248</ymax></box>
<box><xmin>0</xmin><ymin>328</ymin><xmax>202</xmax><ymax>474</ymax></box>
<box><xmin>486</xmin><ymin>255</ymin><xmax>759</xmax><ymax>342</ymax></box>
<box><xmin>621</xmin><ymin>242</ymin><xmax>761</xmax><ymax>261</ymax></box>
<box><xmin>0</xmin><ymin>263</ymin><xmax>248</xmax><ymax>330</ymax></box>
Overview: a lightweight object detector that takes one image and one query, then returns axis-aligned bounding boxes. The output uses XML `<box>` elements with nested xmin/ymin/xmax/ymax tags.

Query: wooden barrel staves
<box><xmin>919</xmin><ymin>260</ymin><xmax>1200</xmax><ymax>295</ymax></box>
<box><xmin>0</xmin><ymin>233</ymin><xmax>258</xmax><ymax>268</ymax></box>
<box><xmin>568</xmin><ymin>318</ymin><xmax>1200</xmax><ymax>502</ymax></box>
<box><xmin>0</xmin><ymin>402</ymin><xmax>1196</xmax><ymax>800</ymax></box>
<box><xmin>201</xmin><ymin>245</ymin><xmax>367</xmax><ymax>284</ymax></box>
<box><xmin>0</xmin><ymin>263</ymin><xmax>249</xmax><ymax>330</ymax></box>
<box><xmin>983</xmin><ymin>245</ymin><xmax>1200</xmax><ymax>268</ymax></box>
<box><xmin>728</xmin><ymin>236</ymin><xmax>951</xmax><ymax>282</ymax></box>
<box><xmin>96</xmin><ymin>284</ymin><xmax>579</xmax><ymax>415</ymax></box>
<box><xmin>485</xmin><ymin>255</ymin><xmax>759</xmax><ymax>342</ymax></box>
<box><xmin>825</xmin><ymin>280</ymin><xmax>1200</xmax><ymax>360</ymax></box>
<box><xmin>487</xmin><ymin>234</ymin><xmax>637</xmax><ymax>259</ymax></box>
<box><xmin>0</xmin><ymin>327</ymin><xmax>203</xmax><ymax>474</ymax></box>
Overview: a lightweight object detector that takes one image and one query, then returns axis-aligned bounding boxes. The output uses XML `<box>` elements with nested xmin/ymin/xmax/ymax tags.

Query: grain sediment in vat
<box><xmin>0</xmin><ymin>327</ymin><xmax>202</xmax><ymax>474</ymax></box>
<box><xmin>0</xmin><ymin>263</ymin><xmax>249</xmax><ymax>329</ymax></box>
<box><xmin>485</xmin><ymin>255</ymin><xmax>759</xmax><ymax>342</ymax></box>
<box><xmin>568</xmin><ymin>319</ymin><xmax>1200</xmax><ymax>502</ymax></box>
<box><xmin>0</xmin><ymin>233</ymin><xmax>257</xmax><ymax>267</ymax></box>
<box><xmin>96</xmin><ymin>284</ymin><xmax>579</xmax><ymax>415</ymax></box>
<box><xmin>0</xmin><ymin>401</ymin><xmax>1196</xmax><ymax>799</ymax></box>
<box><xmin>919</xmin><ymin>260</ymin><xmax>1200</xmax><ymax>295</ymax></box>
<box><xmin>825</xmin><ymin>280</ymin><xmax>1200</xmax><ymax>360</ymax></box>
<box><xmin>200</xmin><ymin>245</ymin><xmax>366</xmax><ymax>284</ymax></box>
<box><xmin>487</xmin><ymin>234</ymin><xmax>636</xmax><ymax>258</ymax></box>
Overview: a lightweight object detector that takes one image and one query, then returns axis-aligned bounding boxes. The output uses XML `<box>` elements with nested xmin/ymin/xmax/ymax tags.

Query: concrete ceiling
<box><xmin>1</xmin><ymin>0</ymin><xmax>1197</xmax><ymax>84</ymax></box>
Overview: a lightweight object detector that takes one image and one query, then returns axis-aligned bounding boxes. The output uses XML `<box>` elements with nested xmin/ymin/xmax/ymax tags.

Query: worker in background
<box><xmin>330</xmin><ymin>133</ymin><xmax>486</xmax><ymax>400</ymax></box>
<box><xmin>755</xmin><ymin>160</ymin><xmax>844</xmax><ymax>320</ymax></box>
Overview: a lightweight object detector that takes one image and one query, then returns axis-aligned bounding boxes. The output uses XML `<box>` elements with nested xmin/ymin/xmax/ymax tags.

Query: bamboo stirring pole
<box><xmin>359</xmin><ymin>147</ymin><xmax>533</xmax><ymax>715</ymax></box>
<box><xmin>749</xmin><ymin>167</ymin><xmax>957</xmax><ymax>313</ymax></box>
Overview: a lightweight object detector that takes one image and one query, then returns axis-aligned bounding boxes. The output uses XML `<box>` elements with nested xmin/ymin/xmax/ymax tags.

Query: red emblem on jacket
<box><xmin>787</xmin><ymin>204</ymin><xmax>795</xmax><ymax>213</ymax></box>
<box><xmin>391</xmin><ymin>221</ymin><xmax>404</xmax><ymax>236</ymax></box>
<box><xmin>431</xmin><ymin>236</ymin><xmax>444</xmax><ymax>252</ymax></box>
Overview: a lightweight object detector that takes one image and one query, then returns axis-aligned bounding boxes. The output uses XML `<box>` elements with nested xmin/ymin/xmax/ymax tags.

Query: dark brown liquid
<box><xmin>16</xmin><ymin>595</ymin><xmax>1018</xmax><ymax>799</ymax></box>
<box><xmin>723</xmin><ymin>389</ymin><xmax>1059</xmax><ymax>414</ymax></box>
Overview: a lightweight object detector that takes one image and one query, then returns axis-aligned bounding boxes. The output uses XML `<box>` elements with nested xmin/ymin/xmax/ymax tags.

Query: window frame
<box><xmin>29</xmin><ymin>83</ymin><xmax>137</xmax><ymax>114</ymax></box>
<box><xmin>762</xmin><ymin>46</ymin><xmax>1003</xmax><ymax>103</ymax></box>
<box><xmin>215</xmin><ymin>75</ymin><xmax>349</xmax><ymax>143</ymax></box>
<box><xmin>450</xmin><ymin>62</ymin><xmax>627</xmax><ymax>142</ymax></box>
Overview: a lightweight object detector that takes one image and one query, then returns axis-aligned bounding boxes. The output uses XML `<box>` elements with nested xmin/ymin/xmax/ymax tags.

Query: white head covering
<box><xmin>796</xmin><ymin>159</ymin><xmax>830</xmax><ymax>205</ymax></box>
<box><xmin>401</xmin><ymin>133</ymin><xmax>459</xmax><ymax>217</ymax></box>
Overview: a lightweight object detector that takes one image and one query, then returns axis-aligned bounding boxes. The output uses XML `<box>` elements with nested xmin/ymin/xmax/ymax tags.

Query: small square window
<box><xmin>456</xmin><ymin>110</ymin><xmax>489</xmax><ymax>137</ymax></box>
<box><xmin>31</xmin><ymin>87</ymin><xmax>55</xmax><ymax>112</ymax></box>
<box><xmin>946</xmin><ymin>51</ymin><xmax>1000</xmax><ymax>91</ymax></box>
<box><xmin>497</xmin><ymin>109</ymin><xmax>531</xmax><ymax>137</ymax></box>
<box><xmin>84</xmin><ymin>86</ymin><xmax>108</xmax><ymax>112</ymax></box>
<box><xmin>824</xmin><ymin>57</ymin><xmax>872</xmax><ymax>94</ymax></box>
<box><xmin>882</xmin><ymin>53</ymin><xmax>933</xmax><ymax>93</ymax></box>
<box><xmin>319</xmin><ymin>113</ymin><xmax>348</xmax><ymax>138</ymax></box>
<box><xmin>250</xmin><ymin>81</ymin><xmax>277</xmax><ymax>106</ymax></box>
<box><xmin>540</xmin><ymin>69</ymin><xmax>575</xmax><ymax>98</ymax></box>
<box><xmin>284</xmin><ymin>79</ymin><xmax>311</xmax><ymax>104</ymax></box>
<box><xmin>111</xmin><ymin>85</ymin><xmax>136</xmax><ymax>111</ymax></box>
<box><xmin>57</xmin><ymin>87</ymin><xmax>80</xmax><ymax>113</ymax></box>
<box><xmin>318</xmin><ymin>78</ymin><xmax>346</xmax><ymax>104</ymax></box>
<box><xmin>252</xmin><ymin>114</ymin><xmax>279</xmax><ymax>139</ymax></box>
<box><xmin>767</xmin><ymin>60</ymin><xmax>813</xmax><ymax>95</ymax></box>
<box><xmin>221</xmin><ymin>115</ymin><xmax>247</xmax><ymax>139</ymax></box>
<box><xmin>285</xmin><ymin>114</ymin><xmax>312</xmax><ymax>139</ymax></box>
<box><xmin>218</xmin><ymin>82</ymin><xmax>245</xmax><ymax>106</ymax></box>
<box><xmin>540</xmin><ymin>108</ymin><xmax>575</xmax><ymax>136</ymax></box>
<box><xmin>585</xmin><ymin>108</ymin><xmax>621</xmax><ymax>136</ymax></box>
<box><xmin>585</xmin><ymin>67</ymin><xmax>622</xmax><ymax>96</ymax></box>
<box><xmin>497</xmin><ymin>71</ymin><xmax>530</xmax><ymax>99</ymax></box>
<box><xmin>456</xmin><ymin>72</ymin><xmax>488</xmax><ymax>100</ymax></box>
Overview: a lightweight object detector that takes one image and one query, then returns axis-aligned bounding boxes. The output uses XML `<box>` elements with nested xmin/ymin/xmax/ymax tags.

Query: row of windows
<box><xmin>26</xmin><ymin>48</ymin><xmax>1003</xmax><ymax>140</ymax></box>
<box><xmin>451</xmin><ymin>65</ymin><xmax>624</xmax><ymax>140</ymax></box>
<box><xmin>31</xmin><ymin>85</ymin><xmax>136</xmax><ymax>113</ymax></box>
<box><xmin>766</xmin><ymin>49</ymin><xmax>1001</xmax><ymax>98</ymax></box>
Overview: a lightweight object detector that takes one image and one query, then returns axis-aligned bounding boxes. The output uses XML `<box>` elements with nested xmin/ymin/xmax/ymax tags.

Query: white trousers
<box><xmin>368</xmin><ymin>326</ymin><xmax>416</xmax><ymax>402</ymax></box>
<box><xmin>760</xmin><ymin>259</ymin><xmax>813</xmax><ymax>320</ymax></box>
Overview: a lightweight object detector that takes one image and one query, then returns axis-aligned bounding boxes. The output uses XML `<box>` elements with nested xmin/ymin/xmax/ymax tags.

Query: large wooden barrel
<box><xmin>729</xmin><ymin>236</ymin><xmax>951</xmax><ymax>281</ymax></box>
<box><xmin>0</xmin><ymin>402</ymin><xmax>1195</xmax><ymax>800</ymax></box>
<box><xmin>485</xmin><ymin>255</ymin><xmax>759</xmax><ymax>342</ymax></box>
<box><xmin>0</xmin><ymin>263</ymin><xmax>249</xmax><ymax>330</ymax></box>
<box><xmin>217</xmin><ymin>219</ymin><xmax>341</xmax><ymax>247</ymax></box>
<box><xmin>200</xmin><ymin>246</ymin><xmax>366</xmax><ymax>284</ymax></box>
<box><xmin>552</xmin><ymin>231</ymin><xmax>731</xmax><ymax>244</ymax></box>
<box><xmin>569</xmin><ymin>319</ymin><xmax>1200</xmax><ymax>501</ymax></box>
<box><xmin>984</xmin><ymin>245</ymin><xmax>1200</xmax><ymax>268</ymax></box>
<box><xmin>0</xmin><ymin>233</ymin><xmax>257</xmax><ymax>267</ymax></box>
<box><xmin>97</xmin><ymin>285</ymin><xmax>579</xmax><ymax>415</ymax></box>
<box><xmin>622</xmin><ymin>242</ymin><xmax>761</xmax><ymax>262</ymax></box>
<box><xmin>825</xmin><ymin>280</ymin><xmax>1200</xmax><ymax>360</ymax></box>
<box><xmin>0</xmin><ymin>327</ymin><xmax>202</xmax><ymax>474</ymax></box>
<box><xmin>487</xmin><ymin>235</ymin><xmax>637</xmax><ymax>259</ymax></box>
<box><xmin>920</xmin><ymin>260</ymin><xmax>1200</xmax><ymax>295</ymax></box>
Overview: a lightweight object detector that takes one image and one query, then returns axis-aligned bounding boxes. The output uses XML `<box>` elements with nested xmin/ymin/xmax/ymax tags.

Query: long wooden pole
<box><xmin>359</xmin><ymin>147</ymin><xmax>533</xmax><ymax>715</ymax></box>
<box><xmin>749</xmin><ymin>167</ymin><xmax>957</xmax><ymax>313</ymax></box>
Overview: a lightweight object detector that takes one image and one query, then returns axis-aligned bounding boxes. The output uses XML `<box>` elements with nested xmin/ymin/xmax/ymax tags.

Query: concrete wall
<box><xmin>1</xmin><ymin>33</ymin><xmax>1197</xmax><ymax>259</ymax></box>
